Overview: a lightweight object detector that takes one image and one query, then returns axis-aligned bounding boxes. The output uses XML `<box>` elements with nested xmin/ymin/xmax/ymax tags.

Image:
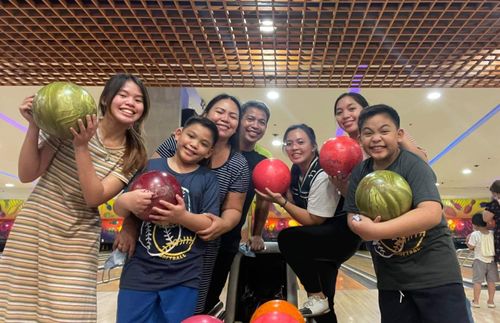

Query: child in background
<box><xmin>0</xmin><ymin>73</ymin><xmax>150</xmax><ymax>322</ymax></box>
<box><xmin>114</xmin><ymin>116</ymin><xmax>221</xmax><ymax>323</ymax></box>
<box><xmin>344</xmin><ymin>104</ymin><xmax>468</xmax><ymax>323</ymax></box>
<box><xmin>467</xmin><ymin>213</ymin><xmax>498</xmax><ymax>308</ymax></box>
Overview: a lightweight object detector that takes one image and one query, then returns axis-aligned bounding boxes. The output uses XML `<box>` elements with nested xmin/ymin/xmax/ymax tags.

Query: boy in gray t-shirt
<box><xmin>344</xmin><ymin>104</ymin><xmax>469</xmax><ymax>323</ymax></box>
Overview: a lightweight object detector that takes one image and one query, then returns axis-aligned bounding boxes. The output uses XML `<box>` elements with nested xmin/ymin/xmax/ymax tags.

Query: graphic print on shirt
<box><xmin>139</xmin><ymin>187</ymin><xmax>196</xmax><ymax>261</ymax></box>
<box><xmin>372</xmin><ymin>231</ymin><xmax>426</xmax><ymax>258</ymax></box>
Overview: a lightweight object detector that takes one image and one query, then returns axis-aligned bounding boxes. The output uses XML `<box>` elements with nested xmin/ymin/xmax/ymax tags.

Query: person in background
<box><xmin>0</xmin><ymin>73</ymin><xmax>150</xmax><ymax>322</ymax></box>
<box><xmin>482</xmin><ymin>180</ymin><xmax>500</xmax><ymax>264</ymax></box>
<box><xmin>344</xmin><ymin>104</ymin><xmax>468</xmax><ymax>323</ymax></box>
<box><xmin>115</xmin><ymin>116</ymin><xmax>220</xmax><ymax>322</ymax></box>
<box><xmin>467</xmin><ymin>213</ymin><xmax>497</xmax><ymax>309</ymax></box>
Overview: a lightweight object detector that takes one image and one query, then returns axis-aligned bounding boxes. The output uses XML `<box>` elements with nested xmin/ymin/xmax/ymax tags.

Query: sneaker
<box><xmin>487</xmin><ymin>303</ymin><xmax>495</xmax><ymax>308</ymax></box>
<box><xmin>299</xmin><ymin>295</ymin><xmax>330</xmax><ymax>317</ymax></box>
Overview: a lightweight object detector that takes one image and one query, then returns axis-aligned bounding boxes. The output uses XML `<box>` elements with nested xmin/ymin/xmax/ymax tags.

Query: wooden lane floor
<box><xmin>96</xmin><ymin>251</ymin><xmax>500</xmax><ymax>323</ymax></box>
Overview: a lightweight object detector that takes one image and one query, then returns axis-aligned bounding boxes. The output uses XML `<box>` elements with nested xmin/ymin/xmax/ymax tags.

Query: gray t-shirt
<box><xmin>344</xmin><ymin>149</ymin><xmax>463</xmax><ymax>290</ymax></box>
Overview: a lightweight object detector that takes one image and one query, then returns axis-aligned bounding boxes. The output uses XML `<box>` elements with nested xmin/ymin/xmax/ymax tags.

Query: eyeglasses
<box><xmin>283</xmin><ymin>140</ymin><xmax>307</xmax><ymax>150</ymax></box>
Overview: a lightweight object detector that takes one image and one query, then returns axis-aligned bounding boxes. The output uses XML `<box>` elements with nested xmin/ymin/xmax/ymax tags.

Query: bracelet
<box><xmin>281</xmin><ymin>199</ymin><xmax>288</xmax><ymax>208</ymax></box>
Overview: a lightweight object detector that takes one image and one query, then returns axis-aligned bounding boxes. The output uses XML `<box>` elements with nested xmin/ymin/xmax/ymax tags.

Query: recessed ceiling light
<box><xmin>260</xmin><ymin>20</ymin><xmax>276</xmax><ymax>33</ymax></box>
<box><xmin>5</xmin><ymin>183</ymin><xmax>15</xmax><ymax>187</ymax></box>
<box><xmin>272</xmin><ymin>138</ymin><xmax>282</xmax><ymax>147</ymax></box>
<box><xmin>427</xmin><ymin>92</ymin><xmax>441</xmax><ymax>100</ymax></box>
<box><xmin>462</xmin><ymin>168</ymin><xmax>472</xmax><ymax>175</ymax></box>
<box><xmin>267</xmin><ymin>91</ymin><xmax>279</xmax><ymax>100</ymax></box>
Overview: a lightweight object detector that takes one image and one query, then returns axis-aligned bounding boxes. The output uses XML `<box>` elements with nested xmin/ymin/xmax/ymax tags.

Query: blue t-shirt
<box><xmin>344</xmin><ymin>149</ymin><xmax>463</xmax><ymax>290</ymax></box>
<box><xmin>119</xmin><ymin>158</ymin><xmax>220</xmax><ymax>291</ymax></box>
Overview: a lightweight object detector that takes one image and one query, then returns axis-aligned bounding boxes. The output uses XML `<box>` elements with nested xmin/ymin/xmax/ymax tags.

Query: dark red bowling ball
<box><xmin>319</xmin><ymin>136</ymin><xmax>363</xmax><ymax>177</ymax></box>
<box><xmin>252</xmin><ymin>158</ymin><xmax>291</xmax><ymax>194</ymax></box>
<box><xmin>129</xmin><ymin>170</ymin><xmax>183</xmax><ymax>221</ymax></box>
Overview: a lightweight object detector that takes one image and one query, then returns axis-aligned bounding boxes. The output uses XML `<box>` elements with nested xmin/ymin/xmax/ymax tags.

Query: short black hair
<box><xmin>358</xmin><ymin>104</ymin><xmax>401</xmax><ymax>130</ymax></box>
<box><xmin>183</xmin><ymin>116</ymin><xmax>219</xmax><ymax>147</ymax></box>
<box><xmin>471</xmin><ymin>212</ymin><xmax>487</xmax><ymax>227</ymax></box>
<box><xmin>334</xmin><ymin>92</ymin><xmax>370</xmax><ymax>114</ymax></box>
<box><xmin>490</xmin><ymin>180</ymin><xmax>500</xmax><ymax>193</ymax></box>
<box><xmin>241</xmin><ymin>100</ymin><xmax>271</xmax><ymax>122</ymax></box>
<box><xmin>181</xmin><ymin>108</ymin><xmax>197</xmax><ymax>127</ymax></box>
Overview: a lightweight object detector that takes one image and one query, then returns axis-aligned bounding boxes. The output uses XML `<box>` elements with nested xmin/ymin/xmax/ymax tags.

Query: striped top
<box><xmin>0</xmin><ymin>131</ymin><xmax>131</xmax><ymax>323</ymax></box>
<box><xmin>156</xmin><ymin>136</ymin><xmax>249</xmax><ymax>313</ymax></box>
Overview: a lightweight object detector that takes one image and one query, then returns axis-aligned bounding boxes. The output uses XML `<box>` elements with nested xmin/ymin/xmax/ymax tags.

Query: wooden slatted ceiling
<box><xmin>0</xmin><ymin>0</ymin><xmax>498</xmax><ymax>87</ymax></box>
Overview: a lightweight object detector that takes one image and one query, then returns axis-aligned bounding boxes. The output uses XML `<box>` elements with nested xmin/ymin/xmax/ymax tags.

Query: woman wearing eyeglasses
<box><xmin>256</xmin><ymin>123</ymin><xmax>361</xmax><ymax>323</ymax></box>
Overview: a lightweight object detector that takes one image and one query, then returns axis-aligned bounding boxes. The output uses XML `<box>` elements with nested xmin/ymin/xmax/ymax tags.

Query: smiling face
<box><xmin>284</xmin><ymin>128</ymin><xmax>316</xmax><ymax>168</ymax></box>
<box><xmin>359</xmin><ymin>113</ymin><xmax>404</xmax><ymax>169</ymax></box>
<box><xmin>108</xmin><ymin>80</ymin><xmax>145</xmax><ymax>126</ymax></box>
<box><xmin>334</xmin><ymin>95</ymin><xmax>364</xmax><ymax>137</ymax></box>
<box><xmin>205</xmin><ymin>98</ymin><xmax>240</xmax><ymax>142</ymax></box>
<box><xmin>240</xmin><ymin>106</ymin><xmax>268</xmax><ymax>146</ymax></box>
<box><xmin>174</xmin><ymin>122</ymin><xmax>214</xmax><ymax>165</ymax></box>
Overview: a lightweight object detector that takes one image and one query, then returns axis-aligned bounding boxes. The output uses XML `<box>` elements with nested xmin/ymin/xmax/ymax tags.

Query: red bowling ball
<box><xmin>129</xmin><ymin>170</ymin><xmax>183</xmax><ymax>221</ymax></box>
<box><xmin>319</xmin><ymin>136</ymin><xmax>363</xmax><ymax>177</ymax></box>
<box><xmin>252</xmin><ymin>158</ymin><xmax>291</xmax><ymax>194</ymax></box>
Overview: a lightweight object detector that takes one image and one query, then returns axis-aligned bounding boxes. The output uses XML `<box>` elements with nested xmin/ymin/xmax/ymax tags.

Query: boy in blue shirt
<box><xmin>114</xmin><ymin>116</ymin><xmax>220</xmax><ymax>323</ymax></box>
<box><xmin>344</xmin><ymin>105</ymin><xmax>469</xmax><ymax>322</ymax></box>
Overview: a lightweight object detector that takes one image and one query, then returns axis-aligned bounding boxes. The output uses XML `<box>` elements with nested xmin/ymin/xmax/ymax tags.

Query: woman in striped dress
<box><xmin>0</xmin><ymin>73</ymin><xmax>150</xmax><ymax>322</ymax></box>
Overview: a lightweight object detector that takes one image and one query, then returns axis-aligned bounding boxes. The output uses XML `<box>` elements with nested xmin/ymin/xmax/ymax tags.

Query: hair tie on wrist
<box><xmin>282</xmin><ymin>199</ymin><xmax>288</xmax><ymax>208</ymax></box>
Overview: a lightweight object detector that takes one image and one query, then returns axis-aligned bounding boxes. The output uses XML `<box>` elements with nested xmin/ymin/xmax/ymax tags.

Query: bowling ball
<box><xmin>181</xmin><ymin>315</ymin><xmax>223</xmax><ymax>323</ymax></box>
<box><xmin>252</xmin><ymin>158</ymin><xmax>291</xmax><ymax>194</ymax></box>
<box><xmin>355</xmin><ymin>170</ymin><xmax>413</xmax><ymax>221</ymax></box>
<box><xmin>32</xmin><ymin>82</ymin><xmax>97</xmax><ymax>139</ymax></box>
<box><xmin>251</xmin><ymin>300</ymin><xmax>304</xmax><ymax>323</ymax></box>
<box><xmin>129</xmin><ymin>170</ymin><xmax>183</xmax><ymax>221</ymax></box>
<box><xmin>319</xmin><ymin>136</ymin><xmax>363</xmax><ymax>177</ymax></box>
<box><xmin>252</xmin><ymin>311</ymin><xmax>302</xmax><ymax>323</ymax></box>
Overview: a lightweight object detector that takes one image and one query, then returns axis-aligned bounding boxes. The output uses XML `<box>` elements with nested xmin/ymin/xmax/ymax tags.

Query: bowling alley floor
<box><xmin>96</xmin><ymin>251</ymin><xmax>500</xmax><ymax>323</ymax></box>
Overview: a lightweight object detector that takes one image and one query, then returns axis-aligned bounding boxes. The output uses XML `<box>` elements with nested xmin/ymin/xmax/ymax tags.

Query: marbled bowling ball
<box><xmin>355</xmin><ymin>170</ymin><xmax>413</xmax><ymax>221</ymax></box>
<box><xmin>129</xmin><ymin>170</ymin><xmax>183</xmax><ymax>221</ymax></box>
<box><xmin>32</xmin><ymin>82</ymin><xmax>97</xmax><ymax>139</ymax></box>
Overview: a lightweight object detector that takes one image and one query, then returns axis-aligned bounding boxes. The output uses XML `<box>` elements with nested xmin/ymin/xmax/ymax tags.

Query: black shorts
<box><xmin>378</xmin><ymin>283</ymin><xmax>470</xmax><ymax>323</ymax></box>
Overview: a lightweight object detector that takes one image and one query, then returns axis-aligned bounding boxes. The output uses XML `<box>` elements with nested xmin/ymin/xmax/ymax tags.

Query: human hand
<box><xmin>197</xmin><ymin>214</ymin><xmax>227</xmax><ymax>241</ymax></box>
<box><xmin>113</xmin><ymin>222</ymin><xmax>139</xmax><ymax>258</ymax></box>
<box><xmin>349</xmin><ymin>213</ymin><xmax>382</xmax><ymax>241</ymax></box>
<box><xmin>125</xmin><ymin>190</ymin><xmax>154</xmax><ymax>217</ymax></box>
<box><xmin>149</xmin><ymin>195</ymin><xmax>186</xmax><ymax>226</ymax></box>
<box><xmin>248</xmin><ymin>235</ymin><xmax>265</xmax><ymax>251</ymax></box>
<box><xmin>71</xmin><ymin>114</ymin><xmax>98</xmax><ymax>148</ymax></box>
<box><xmin>255</xmin><ymin>188</ymin><xmax>286</xmax><ymax>206</ymax></box>
<box><xmin>19</xmin><ymin>95</ymin><xmax>36</xmax><ymax>124</ymax></box>
<box><xmin>329</xmin><ymin>173</ymin><xmax>349</xmax><ymax>196</ymax></box>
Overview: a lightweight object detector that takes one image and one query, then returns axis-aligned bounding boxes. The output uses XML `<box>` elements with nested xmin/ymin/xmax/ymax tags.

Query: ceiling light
<box><xmin>272</xmin><ymin>138</ymin><xmax>282</xmax><ymax>147</ymax></box>
<box><xmin>260</xmin><ymin>20</ymin><xmax>276</xmax><ymax>33</ymax></box>
<box><xmin>427</xmin><ymin>92</ymin><xmax>441</xmax><ymax>100</ymax></box>
<box><xmin>462</xmin><ymin>168</ymin><xmax>472</xmax><ymax>175</ymax></box>
<box><xmin>5</xmin><ymin>183</ymin><xmax>15</xmax><ymax>187</ymax></box>
<box><xmin>267</xmin><ymin>91</ymin><xmax>279</xmax><ymax>100</ymax></box>
<box><xmin>435</xmin><ymin>182</ymin><xmax>440</xmax><ymax>186</ymax></box>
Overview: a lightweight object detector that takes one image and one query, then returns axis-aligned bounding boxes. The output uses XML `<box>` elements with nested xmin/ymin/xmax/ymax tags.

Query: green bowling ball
<box><xmin>32</xmin><ymin>82</ymin><xmax>97</xmax><ymax>139</ymax></box>
<box><xmin>355</xmin><ymin>170</ymin><xmax>413</xmax><ymax>221</ymax></box>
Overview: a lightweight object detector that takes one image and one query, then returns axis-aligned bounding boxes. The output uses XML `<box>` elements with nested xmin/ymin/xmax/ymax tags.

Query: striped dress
<box><xmin>0</xmin><ymin>132</ymin><xmax>130</xmax><ymax>323</ymax></box>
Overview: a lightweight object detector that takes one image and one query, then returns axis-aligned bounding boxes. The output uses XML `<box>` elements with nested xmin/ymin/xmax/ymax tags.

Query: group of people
<box><xmin>0</xmin><ymin>72</ymin><xmax>497</xmax><ymax>323</ymax></box>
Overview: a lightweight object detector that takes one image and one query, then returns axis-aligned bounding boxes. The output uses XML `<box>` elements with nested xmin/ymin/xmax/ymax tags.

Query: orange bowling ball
<box><xmin>250</xmin><ymin>300</ymin><xmax>304</xmax><ymax>323</ymax></box>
